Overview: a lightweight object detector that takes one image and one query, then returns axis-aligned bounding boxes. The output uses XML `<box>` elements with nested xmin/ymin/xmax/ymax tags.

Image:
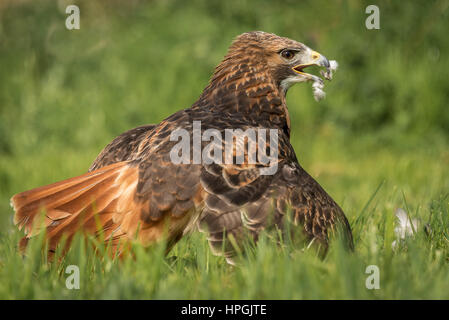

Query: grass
<box><xmin>0</xmin><ymin>0</ymin><xmax>448</xmax><ymax>299</ymax></box>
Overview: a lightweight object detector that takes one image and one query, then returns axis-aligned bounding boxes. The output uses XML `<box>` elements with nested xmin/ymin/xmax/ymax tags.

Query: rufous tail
<box><xmin>10</xmin><ymin>162</ymin><xmax>137</xmax><ymax>258</ymax></box>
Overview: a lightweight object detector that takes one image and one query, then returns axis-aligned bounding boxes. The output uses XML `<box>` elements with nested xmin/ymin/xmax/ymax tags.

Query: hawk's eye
<box><xmin>280</xmin><ymin>49</ymin><xmax>296</xmax><ymax>60</ymax></box>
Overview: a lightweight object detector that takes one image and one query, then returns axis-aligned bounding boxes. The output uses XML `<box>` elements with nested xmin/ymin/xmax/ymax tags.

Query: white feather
<box><xmin>329</xmin><ymin>60</ymin><xmax>339</xmax><ymax>71</ymax></box>
<box><xmin>392</xmin><ymin>208</ymin><xmax>420</xmax><ymax>249</ymax></box>
<box><xmin>312</xmin><ymin>79</ymin><xmax>326</xmax><ymax>101</ymax></box>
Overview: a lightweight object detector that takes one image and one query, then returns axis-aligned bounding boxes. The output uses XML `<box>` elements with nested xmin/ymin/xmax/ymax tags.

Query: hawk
<box><xmin>11</xmin><ymin>31</ymin><xmax>353</xmax><ymax>263</ymax></box>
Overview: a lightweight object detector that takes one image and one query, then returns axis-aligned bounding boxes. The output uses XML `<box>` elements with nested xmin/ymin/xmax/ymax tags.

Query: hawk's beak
<box><xmin>292</xmin><ymin>50</ymin><xmax>330</xmax><ymax>79</ymax></box>
<box><xmin>313</xmin><ymin>51</ymin><xmax>330</xmax><ymax>68</ymax></box>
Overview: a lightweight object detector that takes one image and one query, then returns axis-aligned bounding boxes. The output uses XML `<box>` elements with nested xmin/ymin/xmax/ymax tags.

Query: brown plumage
<box><xmin>10</xmin><ymin>31</ymin><xmax>353</xmax><ymax>263</ymax></box>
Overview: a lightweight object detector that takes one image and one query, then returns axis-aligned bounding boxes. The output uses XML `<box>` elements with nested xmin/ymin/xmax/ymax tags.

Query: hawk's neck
<box><xmin>193</xmin><ymin>58</ymin><xmax>291</xmax><ymax>136</ymax></box>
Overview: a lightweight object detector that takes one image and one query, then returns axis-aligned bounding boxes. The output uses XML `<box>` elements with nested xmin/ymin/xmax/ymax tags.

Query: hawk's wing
<box><xmin>89</xmin><ymin>124</ymin><xmax>156</xmax><ymax>171</ymax></box>
<box><xmin>198</xmin><ymin>139</ymin><xmax>353</xmax><ymax>264</ymax></box>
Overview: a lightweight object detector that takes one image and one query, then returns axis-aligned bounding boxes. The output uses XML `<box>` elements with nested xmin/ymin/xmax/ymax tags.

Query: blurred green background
<box><xmin>0</xmin><ymin>0</ymin><xmax>448</xmax><ymax>299</ymax></box>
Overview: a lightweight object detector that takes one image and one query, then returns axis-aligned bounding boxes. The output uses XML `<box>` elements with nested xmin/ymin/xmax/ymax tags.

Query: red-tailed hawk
<box><xmin>11</xmin><ymin>31</ymin><xmax>353</xmax><ymax>263</ymax></box>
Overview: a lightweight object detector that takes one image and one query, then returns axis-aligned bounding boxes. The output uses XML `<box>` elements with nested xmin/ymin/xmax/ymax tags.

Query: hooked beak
<box><xmin>292</xmin><ymin>50</ymin><xmax>330</xmax><ymax>81</ymax></box>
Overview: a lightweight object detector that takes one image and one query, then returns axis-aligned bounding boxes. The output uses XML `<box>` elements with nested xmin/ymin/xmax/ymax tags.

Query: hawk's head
<box><xmin>217</xmin><ymin>31</ymin><xmax>333</xmax><ymax>95</ymax></box>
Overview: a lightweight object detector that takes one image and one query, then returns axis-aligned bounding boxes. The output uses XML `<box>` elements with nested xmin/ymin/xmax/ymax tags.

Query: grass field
<box><xmin>0</xmin><ymin>0</ymin><xmax>448</xmax><ymax>299</ymax></box>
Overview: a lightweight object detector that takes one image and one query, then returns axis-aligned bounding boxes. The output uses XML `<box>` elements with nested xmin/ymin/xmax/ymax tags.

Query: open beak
<box><xmin>292</xmin><ymin>50</ymin><xmax>330</xmax><ymax>81</ymax></box>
